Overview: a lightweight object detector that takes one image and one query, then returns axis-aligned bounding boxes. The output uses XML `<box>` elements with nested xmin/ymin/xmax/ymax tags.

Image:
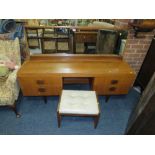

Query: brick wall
<box><xmin>115</xmin><ymin>19</ymin><xmax>155</xmax><ymax>74</ymax></box>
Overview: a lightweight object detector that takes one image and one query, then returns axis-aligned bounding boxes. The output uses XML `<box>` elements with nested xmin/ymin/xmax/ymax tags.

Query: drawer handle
<box><xmin>38</xmin><ymin>88</ymin><xmax>46</xmax><ymax>92</ymax></box>
<box><xmin>109</xmin><ymin>87</ymin><xmax>117</xmax><ymax>91</ymax></box>
<box><xmin>36</xmin><ymin>80</ymin><xmax>45</xmax><ymax>85</ymax></box>
<box><xmin>111</xmin><ymin>80</ymin><xmax>118</xmax><ymax>84</ymax></box>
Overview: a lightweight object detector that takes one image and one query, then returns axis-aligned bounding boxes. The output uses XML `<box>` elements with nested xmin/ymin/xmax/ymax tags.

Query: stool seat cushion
<box><xmin>59</xmin><ymin>90</ymin><xmax>99</xmax><ymax>115</ymax></box>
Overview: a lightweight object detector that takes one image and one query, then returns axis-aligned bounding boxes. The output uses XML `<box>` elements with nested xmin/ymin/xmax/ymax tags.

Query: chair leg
<box><xmin>94</xmin><ymin>115</ymin><xmax>100</xmax><ymax>129</ymax></box>
<box><xmin>10</xmin><ymin>104</ymin><xmax>21</xmax><ymax>118</ymax></box>
<box><xmin>57</xmin><ymin>112</ymin><xmax>61</xmax><ymax>128</ymax></box>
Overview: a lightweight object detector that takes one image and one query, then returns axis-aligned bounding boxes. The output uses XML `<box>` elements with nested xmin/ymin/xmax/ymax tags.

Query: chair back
<box><xmin>0</xmin><ymin>38</ymin><xmax>21</xmax><ymax>66</ymax></box>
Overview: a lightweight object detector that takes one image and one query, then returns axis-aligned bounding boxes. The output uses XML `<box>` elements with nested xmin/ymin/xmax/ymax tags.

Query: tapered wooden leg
<box><xmin>94</xmin><ymin>115</ymin><xmax>100</xmax><ymax>129</ymax></box>
<box><xmin>57</xmin><ymin>112</ymin><xmax>61</xmax><ymax>128</ymax></box>
<box><xmin>43</xmin><ymin>96</ymin><xmax>47</xmax><ymax>104</ymax></box>
<box><xmin>10</xmin><ymin>104</ymin><xmax>20</xmax><ymax>118</ymax></box>
<box><xmin>105</xmin><ymin>95</ymin><xmax>110</xmax><ymax>102</ymax></box>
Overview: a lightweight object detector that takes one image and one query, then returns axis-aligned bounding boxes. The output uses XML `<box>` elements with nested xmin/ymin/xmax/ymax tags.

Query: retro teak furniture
<box><xmin>17</xmin><ymin>54</ymin><xmax>136</xmax><ymax>98</ymax></box>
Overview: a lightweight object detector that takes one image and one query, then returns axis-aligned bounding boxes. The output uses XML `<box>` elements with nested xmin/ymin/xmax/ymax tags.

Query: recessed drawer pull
<box><xmin>109</xmin><ymin>87</ymin><xmax>117</xmax><ymax>91</ymax></box>
<box><xmin>36</xmin><ymin>80</ymin><xmax>45</xmax><ymax>85</ymax></box>
<box><xmin>111</xmin><ymin>80</ymin><xmax>118</xmax><ymax>84</ymax></box>
<box><xmin>38</xmin><ymin>88</ymin><xmax>46</xmax><ymax>92</ymax></box>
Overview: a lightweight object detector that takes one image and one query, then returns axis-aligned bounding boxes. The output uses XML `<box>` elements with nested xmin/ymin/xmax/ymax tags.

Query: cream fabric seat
<box><xmin>59</xmin><ymin>90</ymin><xmax>99</xmax><ymax>115</ymax></box>
<box><xmin>57</xmin><ymin>90</ymin><xmax>100</xmax><ymax>128</ymax></box>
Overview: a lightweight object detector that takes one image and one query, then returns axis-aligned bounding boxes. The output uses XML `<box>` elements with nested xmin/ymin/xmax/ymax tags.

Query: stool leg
<box><xmin>57</xmin><ymin>112</ymin><xmax>61</xmax><ymax>128</ymax></box>
<box><xmin>94</xmin><ymin>115</ymin><xmax>100</xmax><ymax>129</ymax></box>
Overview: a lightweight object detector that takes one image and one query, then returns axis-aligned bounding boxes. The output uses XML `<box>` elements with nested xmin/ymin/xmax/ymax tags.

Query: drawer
<box><xmin>105</xmin><ymin>75</ymin><xmax>134</xmax><ymax>86</ymax></box>
<box><xmin>105</xmin><ymin>86</ymin><xmax>119</xmax><ymax>94</ymax></box>
<box><xmin>34</xmin><ymin>85</ymin><xmax>61</xmax><ymax>96</ymax></box>
<box><xmin>31</xmin><ymin>76</ymin><xmax>61</xmax><ymax>86</ymax></box>
<box><xmin>27</xmin><ymin>77</ymin><xmax>62</xmax><ymax>87</ymax></box>
<box><xmin>75</xmin><ymin>33</ymin><xmax>97</xmax><ymax>43</ymax></box>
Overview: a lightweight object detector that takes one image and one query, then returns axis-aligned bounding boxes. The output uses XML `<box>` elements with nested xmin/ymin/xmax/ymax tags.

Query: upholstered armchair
<box><xmin>0</xmin><ymin>38</ymin><xmax>21</xmax><ymax>117</ymax></box>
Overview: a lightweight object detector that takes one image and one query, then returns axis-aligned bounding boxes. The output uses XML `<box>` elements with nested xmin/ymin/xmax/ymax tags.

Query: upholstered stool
<box><xmin>57</xmin><ymin>90</ymin><xmax>100</xmax><ymax>128</ymax></box>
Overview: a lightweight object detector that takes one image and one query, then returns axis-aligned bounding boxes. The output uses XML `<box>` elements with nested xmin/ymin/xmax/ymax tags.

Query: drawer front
<box><xmin>34</xmin><ymin>85</ymin><xmax>61</xmax><ymax>96</ymax></box>
<box><xmin>18</xmin><ymin>76</ymin><xmax>62</xmax><ymax>96</ymax></box>
<box><xmin>32</xmin><ymin>76</ymin><xmax>60</xmax><ymax>86</ymax></box>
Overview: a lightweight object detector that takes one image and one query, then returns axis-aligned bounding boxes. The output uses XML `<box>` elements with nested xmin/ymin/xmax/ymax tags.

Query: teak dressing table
<box><xmin>17</xmin><ymin>54</ymin><xmax>136</xmax><ymax>100</ymax></box>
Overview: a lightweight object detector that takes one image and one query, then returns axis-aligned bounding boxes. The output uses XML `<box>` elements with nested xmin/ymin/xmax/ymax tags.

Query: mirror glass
<box><xmin>25</xmin><ymin>19</ymin><xmax>128</xmax><ymax>56</ymax></box>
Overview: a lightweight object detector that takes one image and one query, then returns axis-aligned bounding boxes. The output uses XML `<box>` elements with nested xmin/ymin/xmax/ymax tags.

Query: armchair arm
<box><xmin>5</xmin><ymin>69</ymin><xmax>20</xmax><ymax>100</ymax></box>
<box><xmin>6</xmin><ymin>69</ymin><xmax>18</xmax><ymax>85</ymax></box>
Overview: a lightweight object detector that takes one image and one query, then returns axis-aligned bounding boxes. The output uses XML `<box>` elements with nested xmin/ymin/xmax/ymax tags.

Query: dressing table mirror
<box><xmin>24</xmin><ymin>19</ymin><xmax>128</xmax><ymax>56</ymax></box>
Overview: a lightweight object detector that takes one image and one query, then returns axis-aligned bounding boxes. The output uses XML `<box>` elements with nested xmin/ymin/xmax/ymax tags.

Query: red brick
<box><xmin>128</xmin><ymin>34</ymin><xmax>134</xmax><ymax>39</ymax></box>
<box><xmin>135</xmin><ymin>49</ymin><xmax>147</xmax><ymax>53</ymax></box>
<box><xmin>126</xmin><ymin>49</ymin><xmax>137</xmax><ymax>53</ymax></box>
<box><xmin>145</xmin><ymin>36</ymin><xmax>154</xmax><ymax>40</ymax></box>
<box><xmin>125</xmin><ymin>44</ymin><xmax>131</xmax><ymax>49</ymax></box>
<box><xmin>127</xmin><ymin>39</ymin><xmax>139</xmax><ymax>44</ymax></box>
<box><xmin>130</xmin><ymin>44</ymin><xmax>144</xmax><ymax>49</ymax></box>
<box><xmin>143</xmin><ymin>44</ymin><xmax>151</xmax><ymax>49</ymax></box>
<box><xmin>129</xmin><ymin>53</ymin><xmax>140</xmax><ymax>57</ymax></box>
<box><xmin>138</xmin><ymin>40</ymin><xmax>152</xmax><ymax>44</ymax></box>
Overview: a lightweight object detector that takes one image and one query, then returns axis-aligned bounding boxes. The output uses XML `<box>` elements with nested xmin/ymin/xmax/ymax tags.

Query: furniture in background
<box><xmin>17</xmin><ymin>54</ymin><xmax>135</xmax><ymax>102</ymax></box>
<box><xmin>25</xmin><ymin>27</ymin><xmax>71</xmax><ymax>53</ymax></box>
<box><xmin>57</xmin><ymin>90</ymin><xmax>100</xmax><ymax>128</ymax></box>
<box><xmin>96</xmin><ymin>29</ymin><xmax>128</xmax><ymax>55</ymax></box>
<box><xmin>134</xmin><ymin>37</ymin><xmax>155</xmax><ymax>92</ymax></box>
<box><xmin>0</xmin><ymin>38</ymin><xmax>21</xmax><ymax>117</ymax></box>
<box><xmin>72</xmin><ymin>31</ymin><xmax>98</xmax><ymax>54</ymax></box>
<box><xmin>41</xmin><ymin>28</ymin><xmax>56</xmax><ymax>53</ymax></box>
<box><xmin>41</xmin><ymin>27</ymin><xmax>70</xmax><ymax>53</ymax></box>
<box><xmin>24</xmin><ymin>20</ymin><xmax>41</xmax><ymax>49</ymax></box>
<box><xmin>96</xmin><ymin>29</ymin><xmax>118</xmax><ymax>54</ymax></box>
<box><xmin>71</xmin><ymin>26</ymin><xmax>127</xmax><ymax>54</ymax></box>
<box><xmin>126</xmin><ymin>72</ymin><xmax>155</xmax><ymax>135</ymax></box>
<box><xmin>71</xmin><ymin>26</ymin><xmax>100</xmax><ymax>54</ymax></box>
<box><xmin>25</xmin><ymin>25</ymin><xmax>128</xmax><ymax>55</ymax></box>
<box><xmin>129</xmin><ymin>19</ymin><xmax>155</xmax><ymax>37</ymax></box>
<box><xmin>26</xmin><ymin>28</ymin><xmax>40</xmax><ymax>49</ymax></box>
